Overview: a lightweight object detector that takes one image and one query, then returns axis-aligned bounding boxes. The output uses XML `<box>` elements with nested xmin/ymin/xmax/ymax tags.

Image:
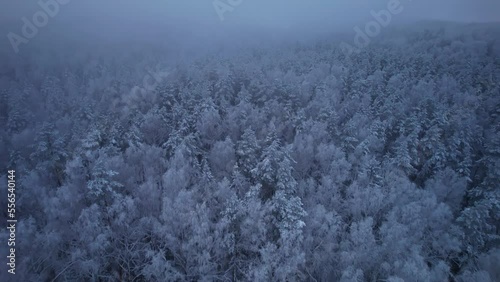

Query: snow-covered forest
<box><xmin>1</xmin><ymin>8</ymin><xmax>500</xmax><ymax>281</ymax></box>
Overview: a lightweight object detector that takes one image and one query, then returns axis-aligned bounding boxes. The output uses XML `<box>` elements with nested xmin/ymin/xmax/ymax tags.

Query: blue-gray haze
<box><xmin>0</xmin><ymin>0</ymin><xmax>499</xmax><ymax>281</ymax></box>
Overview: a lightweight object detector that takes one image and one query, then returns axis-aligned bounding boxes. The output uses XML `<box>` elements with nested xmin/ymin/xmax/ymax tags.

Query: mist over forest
<box><xmin>1</xmin><ymin>1</ymin><xmax>499</xmax><ymax>281</ymax></box>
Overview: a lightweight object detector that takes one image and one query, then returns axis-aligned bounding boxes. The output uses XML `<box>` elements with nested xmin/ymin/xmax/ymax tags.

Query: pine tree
<box><xmin>30</xmin><ymin>122</ymin><xmax>68</xmax><ymax>186</ymax></box>
<box><xmin>236</xmin><ymin>128</ymin><xmax>260</xmax><ymax>177</ymax></box>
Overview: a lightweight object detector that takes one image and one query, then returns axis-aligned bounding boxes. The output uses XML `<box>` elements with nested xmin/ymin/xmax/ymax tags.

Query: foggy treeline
<box><xmin>1</xmin><ymin>1</ymin><xmax>500</xmax><ymax>281</ymax></box>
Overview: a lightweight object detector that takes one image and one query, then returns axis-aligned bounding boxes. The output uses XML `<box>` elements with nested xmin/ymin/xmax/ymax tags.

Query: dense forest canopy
<box><xmin>0</xmin><ymin>15</ymin><xmax>499</xmax><ymax>282</ymax></box>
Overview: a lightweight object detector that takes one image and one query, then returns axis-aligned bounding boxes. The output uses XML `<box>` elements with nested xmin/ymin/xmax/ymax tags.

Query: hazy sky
<box><xmin>2</xmin><ymin>0</ymin><xmax>499</xmax><ymax>26</ymax></box>
<box><xmin>1</xmin><ymin>0</ymin><xmax>499</xmax><ymax>54</ymax></box>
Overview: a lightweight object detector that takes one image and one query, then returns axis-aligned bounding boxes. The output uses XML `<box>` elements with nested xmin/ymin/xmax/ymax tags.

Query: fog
<box><xmin>2</xmin><ymin>1</ymin><xmax>500</xmax><ymax>281</ymax></box>
<box><xmin>2</xmin><ymin>0</ymin><xmax>499</xmax><ymax>40</ymax></box>
<box><xmin>1</xmin><ymin>0</ymin><xmax>499</xmax><ymax>74</ymax></box>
